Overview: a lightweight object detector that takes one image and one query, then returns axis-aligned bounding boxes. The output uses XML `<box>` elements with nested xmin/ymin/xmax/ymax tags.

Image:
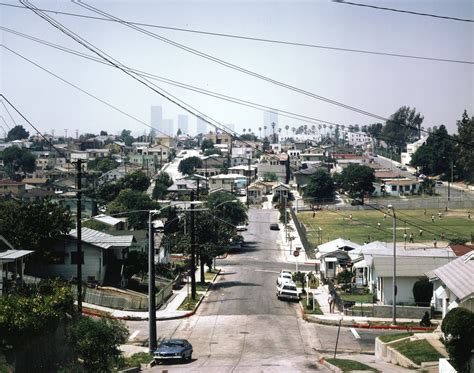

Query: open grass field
<box><xmin>298</xmin><ymin>208</ymin><xmax>474</xmax><ymax>245</ymax></box>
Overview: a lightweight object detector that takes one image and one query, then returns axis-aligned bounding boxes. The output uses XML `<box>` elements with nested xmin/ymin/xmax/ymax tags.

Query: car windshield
<box><xmin>160</xmin><ymin>341</ymin><xmax>184</xmax><ymax>347</ymax></box>
<box><xmin>281</xmin><ymin>274</ymin><xmax>292</xmax><ymax>279</ymax></box>
<box><xmin>283</xmin><ymin>285</ymin><xmax>297</xmax><ymax>291</ymax></box>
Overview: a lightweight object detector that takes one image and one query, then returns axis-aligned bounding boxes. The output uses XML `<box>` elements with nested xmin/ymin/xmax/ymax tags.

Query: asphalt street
<box><xmin>126</xmin><ymin>207</ymin><xmax>401</xmax><ymax>372</ymax></box>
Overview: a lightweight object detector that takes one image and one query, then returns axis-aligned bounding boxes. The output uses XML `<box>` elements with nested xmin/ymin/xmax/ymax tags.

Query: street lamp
<box><xmin>387</xmin><ymin>204</ymin><xmax>397</xmax><ymax>325</ymax></box>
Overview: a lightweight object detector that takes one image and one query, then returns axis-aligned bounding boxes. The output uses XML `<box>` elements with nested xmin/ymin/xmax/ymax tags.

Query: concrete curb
<box><xmin>82</xmin><ymin>269</ymin><xmax>222</xmax><ymax>321</ymax></box>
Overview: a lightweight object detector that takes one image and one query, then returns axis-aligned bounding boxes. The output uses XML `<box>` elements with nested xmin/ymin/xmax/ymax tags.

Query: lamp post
<box><xmin>388</xmin><ymin>204</ymin><xmax>397</xmax><ymax>325</ymax></box>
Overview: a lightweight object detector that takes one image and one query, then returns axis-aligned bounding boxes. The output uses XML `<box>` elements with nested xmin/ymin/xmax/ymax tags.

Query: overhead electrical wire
<box><xmin>21</xmin><ymin>0</ymin><xmax>256</xmax><ymax>152</ymax></box>
<box><xmin>333</xmin><ymin>1</ymin><xmax>474</xmax><ymax>23</ymax></box>
<box><xmin>1</xmin><ymin>2</ymin><xmax>471</xmax><ymax>64</ymax></box>
<box><xmin>74</xmin><ymin>1</ymin><xmax>474</xmax><ymax>150</ymax></box>
<box><xmin>0</xmin><ymin>99</ymin><xmax>17</xmax><ymax>128</ymax></box>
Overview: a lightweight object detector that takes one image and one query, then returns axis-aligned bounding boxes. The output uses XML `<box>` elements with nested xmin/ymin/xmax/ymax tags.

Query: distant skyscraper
<box><xmin>150</xmin><ymin>106</ymin><xmax>163</xmax><ymax>133</ymax></box>
<box><xmin>177</xmin><ymin>114</ymin><xmax>189</xmax><ymax>135</ymax></box>
<box><xmin>264</xmin><ymin>110</ymin><xmax>279</xmax><ymax>130</ymax></box>
<box><xmin>197</xmin><ymin>118</ymin><xmax>207</xmax><ymax>135</ymax></box>
<box><xmin>162</xmin><ymin>119</ymin><xmax>174</xmax><ymax>137</ymax></box>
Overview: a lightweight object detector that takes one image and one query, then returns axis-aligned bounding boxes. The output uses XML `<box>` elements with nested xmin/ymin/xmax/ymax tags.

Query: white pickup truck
<box><xmin>276</xmin><ymin>281</ymin><xmax>300</xmax><ymax>301</ymax></box>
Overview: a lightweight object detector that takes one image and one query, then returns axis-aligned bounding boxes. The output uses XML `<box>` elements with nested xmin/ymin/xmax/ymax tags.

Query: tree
<box><xmin>411</xmin><ymin>125</ymin><xmax>455</xmax><ymax>177</ymax></box>
<box><xmin>239</xmin><ymin>133</ymin><xmax>258</xmax><ymax>141</ymax></box>
<box><xmin>152</xmin><ymin>172</ymin><xmax>173</xmax><ymax>200</ymax></box>
<box><xmin>178</xmin><ymin>156</ymin><xmax>203</xmax><ymax>175</ymax></box>
<box><xmin>107</xmin><ymin>189</ymin><xmax>158</xmax><ymax>229</ymax></box>
<box><xmin>120</xmin><ymin>170</ymin><xmax>150</xmax><ymax>192</ymax></box>
<box><xmin>7</xmin><ymin>125</ymin><xmax>29</xmax><ymax>141</ymax></box>
<box><xmin>99</xmin><ymin>130</ymin><xmax>108</xmax><ymax>136</ymax></box>
<box><xmin>68</xmin><ymin>317</ymin><xmax>129</xmax><ymax>372</ymax></box>
<box><xmin>206</xmin><ymin>191</ymin><xmax>247</xmax><ymax>227</ymax></box>
<box><xmin>201</xmin><ymin>138</ymin><xmax>214</xmax><ymax>152</ymax></box>
<box><xmin>340</xmin><ymin>164</ymin><xmax>375</xmax><ymax>204</ymax></box>
<box><xmin>262</xmin><ymin>137</ymin><xmax>270</xmax><ymax>152</ymax></box>
<box><xmin>204</xmin><ymin>147</ymin><xmax>222</xmax><ymax>157</ymax></box>
<box><xmin>1</xmin><ymin>146</ymin><xmax>36</xmax><ymax>176</ymax></box>
<box><xmin>0</xmin><ymin>198</ymin><xmax>71</xmax><ymax>260</ymax></box>
<box><xmin>119</xmin><ymin>129</ymin><xmax>134</xmax><ymax>146</ymax></box>
<box><xmin>412</xmin><ymin>276</ymin><xmax>433</xmax><ymax>306</ymax></box>
<box><xmin>381</xmin><ymin>107</ymin><xmax>424</xmax><ymax>154</ymax></box>
<box><xmin>86</xmin><ymin>157</ymin><xmax>118</xmax><ymax>174</ymax></box>
<box><xmin>441</xmin><ymin>307</ymin><xmax>474</xmax><ymax>372</ymax></box>
<box><xmin>123</xmin><ymin>250</ymin><xmax>147</xmax><ymax>280</ymax></box>
<box><xmin>177</xmin><ymin>128</ymin><xmax>182</xmax><ymax>136</ymax></box>
<box><xmin>305</xmin><ymin>169</ymin><xmax>335</xmax><ymax>200</ymax></box>
<box><xmin>94</xmin><ymin>182</ymin><xmax>122</xmax><ymax>203</ymax></box>
<box><xmin>454</xmin><ymin>110</ymin><xmax>474</xmax><ymax>183</ymax></box>
<box><xmin>263</xmin><ymin>172</ymin><xmax>278</xmax><ymax>182</ymax></box>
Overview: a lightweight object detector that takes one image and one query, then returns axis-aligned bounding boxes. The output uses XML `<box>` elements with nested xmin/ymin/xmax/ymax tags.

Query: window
<box><xmin>71</xmin><ymin>251</ymin><xmax>84</xmax><ymax>265</ymax></box>
<box><xmin>391</xmin><ymin>185</ymin><xmax>397</xmax><ymax>191</ymax></box>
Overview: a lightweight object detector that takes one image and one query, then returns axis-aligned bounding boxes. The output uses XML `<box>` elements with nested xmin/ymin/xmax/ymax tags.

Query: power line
<box><xmin>333</xmin><ymin>1</ymin><xmax>474</xmax><ymax>23</ymax></box>
<box><xmin>0</xmin><ymin>99</ymin><xmax>17</xmax><ymax>128</ymax></box>
<box><xmin>74</xmin><ymin>2</ymin><xmax>474</xmax><ymax>150</ymax></box>
<box><xmin>0</xmin><ymin>94</ymin><xmax>68</xmax><ymax>158</ymax></box>
<box><xmin>1</xmin><ymin>2</ymin><xmax>471</xmax><ymax>65</ymax></box>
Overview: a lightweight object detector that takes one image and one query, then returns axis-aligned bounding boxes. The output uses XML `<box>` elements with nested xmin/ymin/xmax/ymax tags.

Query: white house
<box><xmin>208</xmin><ymin>173</ymin><xmax>247</xmax><ymax>193</ymax></box>
<box><xmin>97</xmin><ymin>168</ymin><xmax>125</xmax><ymax>186</ymax></box>
<box><xmin>401</xmin><ymin>136</ymin><xmax>428</xmax><ymax>166</ymax></box>
<box><xmin>316</xmin><ymin>238</ymin><xmax>361</xmax><ymax>280</ymax></box>
<box><xmin>29</xmin><ymin>228</ymin><xmax>135</xmax><ymax>285</ymax></box>
<box><xmin>428</xmin><ymin>252</ymin><xmax>474</xmax><ymax>317</ymax></box>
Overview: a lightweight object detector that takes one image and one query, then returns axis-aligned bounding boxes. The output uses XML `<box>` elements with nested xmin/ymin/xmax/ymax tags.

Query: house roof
<box><xmin>358</xmin><ymin>241</ymin><xmax>454</xmax><ymax>258</ymax></box>
<box><xmin>449</xmin><ymin>244</ymin><xmax>474</xmax><ymax>257</ymax></box>
<box><xmin>293</xmin><ymin>166</ymin><xmax>322</xmax><ymax>176</ymax></box>
<box><xmin>432</xmin><ymin>252</ymin><xmax>474</xmax><ymax>301</ymax></box>
<box><xmin>0</xmin><ymin>179</ymin><xmax>23</xmax><ymax>186</ymax></box>
<box><xmin>272</xmin><ymin>182</ymin><xmax>290</xmax><ymax>190</ymax></box>
<box><xmin>69</xmin><ymin>228</ymin><xmax>134</xmax><ymax>249</ymax></box>
<box><xmin>317</xmin><ymin>238</ymin><xmax>361</xmax><ymax>254</ymax></box>
<box><xmin>209</xmin><ymin>173</ymin><xmax>247</xmax><ymax>180</ymax></box>
<box><xmin>383</xmin><ymin>178</ymin><xmax>419</xmax><ymax>186</ymax></box>
<box><xmin>0</xmin><ymin>249</ymin><xmax>34</xmax><ymax>262</ymax></box>
<box><xmin>373</xmin><ymin>256</ymin><xmax>451</xmax><ymax>277</ymax></box>
<box><xmin>92</xmin><ymin>214</ymin><xmax>124</xmax><ymax>226</ymax></box>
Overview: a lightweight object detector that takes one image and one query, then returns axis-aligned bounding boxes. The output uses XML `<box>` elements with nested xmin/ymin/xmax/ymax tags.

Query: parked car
<box><xmin>269</xmin><ymin>223</ymin><xmax>280</xmax><ymax>230</ymax></box>
<box><xmin>436</xmin><ymin>180</ymin><xmax>444</xmax><ymax>185</ymax></box>
<box><xmin>236</xmin><ymin>225</ymin><xmax>248</xmax><ymax>231</ymax></box>
<box><xmin>276</xmin><ymin>281</ymin><xmax>299</xmax><ymax>301</ymax></box>
<box><xmin>276</xmin><ymin>272</ymin><xmax>293</xmax><ymax>286</ymax></box>
<box><xmin>154</xmin><ymin>339</ymin><xmax>193</xmax><ymax>362</ymax></box>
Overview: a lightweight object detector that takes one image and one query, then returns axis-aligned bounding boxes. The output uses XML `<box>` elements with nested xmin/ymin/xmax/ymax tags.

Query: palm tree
<box><xmin>243</xmin><ymin>128</ymin><xmax>246</xmax><ymax>134</ymax></box>
<box><xmin>291</xmin><ymin>126</ymin><xmax>296</xmax><ymax>135</ymax></box>
<box><xmin>271</xmin><ymin>122</ymin><xmax>276</xmax><ymax>143</ymax></box>
<box><xmin>285</xmin><ymin>125</ymin><xmax>290</xmax><ymax>137</ymax></box>
<box><xmin>278</xmin><ymin>128</ymin><xmax>282</xmax><ymax>143</ymax></box>
<box><xmin>311</xmin><ymin>125</ymin><xmax>316</xmax><ymax>135</ymax></box>
<box><xmin>248</xmin><ymin>128</ymin><xmax>252</xmax><ymax>135</ymax></box>
<box><xmin>258</xmin><ymin>126</ymin><xmax>262</xmax><ymax>138</ymax></box>
<box><xmin>264</xmin><ymin>125</ymin><xmax>267</xmax><ymax>137</ymax></box>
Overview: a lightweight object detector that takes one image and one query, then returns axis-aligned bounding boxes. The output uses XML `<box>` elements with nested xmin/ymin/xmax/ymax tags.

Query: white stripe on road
<box><xmin>350</xmin><ymin>327</ymin><xmax>360</xmax><ymax>339</ymax></box>
<box><xmin>129</xmin><ymin>330</ymin><xmax>140</xmax><ymax>340</ymax></box>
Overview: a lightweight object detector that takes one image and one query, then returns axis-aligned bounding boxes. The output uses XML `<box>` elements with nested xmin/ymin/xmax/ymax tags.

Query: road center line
<box><xmin>350</xmin><ymin>327</ymin><xmax>360</xmax><ymax>339</ymax></box>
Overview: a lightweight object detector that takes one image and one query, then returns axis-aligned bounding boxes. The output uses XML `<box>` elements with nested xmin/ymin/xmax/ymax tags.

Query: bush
<box><xmin>336</xmin><ymin>269</ymin><xmax>353</xmax><ymax>285</ymax></box>
<box><xmin>441</xmin><ymin>308</ymin><xmax>474</xmax><ymax>373</ymax></box>
<box><xmin>68</xmin><ymin>317</ymin><xmax>129</xmax><ymax>372</ymax></box>
<box><xmin>412</xmin><ymin>276</ymin><xmax>433</xmax><ymax>306</ymax></box>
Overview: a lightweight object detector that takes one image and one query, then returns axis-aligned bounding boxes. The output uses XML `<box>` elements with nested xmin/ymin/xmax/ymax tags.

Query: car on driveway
<box><xmin>154</xmin><ymin>339</ymin><xmax>193</xmax><ymax>362</ymax></box>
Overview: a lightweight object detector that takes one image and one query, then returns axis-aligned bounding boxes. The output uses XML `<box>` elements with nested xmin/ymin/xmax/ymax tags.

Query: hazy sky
<box><xmin>1</xmin><ymin>0</ymin><xmax>473</xmax><ymax>139</ymax></box>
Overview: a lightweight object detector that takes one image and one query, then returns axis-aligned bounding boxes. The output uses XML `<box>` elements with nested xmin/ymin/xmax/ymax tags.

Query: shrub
<box><xmin>441</xmin><ymin>308</ymin><xmax>474</xmax><ymax>373</ymax></box>
<box><xmin>336</xmin><ymin>269</ymin><xmax>353</xmax><ymax>285</ymax></box>
<box><xmin>412</xmin><ymin>276</ymin><xmax>433</xmax><ymax>306</ymax></box>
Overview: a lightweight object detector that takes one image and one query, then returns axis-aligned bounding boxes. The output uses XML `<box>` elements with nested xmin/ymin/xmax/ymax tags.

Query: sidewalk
<box><xmin>82</xmin><ymin>266</ymin><xmax>218</xmax><ymax>321</ymax></box>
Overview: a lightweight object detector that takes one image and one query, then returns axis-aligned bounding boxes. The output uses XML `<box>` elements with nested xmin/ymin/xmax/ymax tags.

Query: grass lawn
<box><xmin>205</xmin><ymin>269</ymin><xmax>219</xmax><ymax>281</ymax></box>
<box><xmin>325</xmin><ymin>358</ymin><xmax>379</xmax><ymax>372</ymax></box>
<box><xmin>178</xmin><ymin>294</ymin><xmax>203</xmax><ymax>311</ymax></box>
<box><xmin>301</xmin><ymin>294</ymin><xmax>323</xmax><ymax>315</ymax></box>
<box><xmin>299</xmin><ymin>208</ymin><xmax>473</xmax><ymax>245</ymax></box>
<box><xmin>339</xmin><ymin>292</ymin><xmax>374</xmax><ymax>304</ymax></box>
<box><xmin>379</xmin><ymin>332</ymin><xmax>413</xmax><ymax>343</ymax></box>
<box><xmin>196</xmin><ymin>282</ymin><xmax>210</xmax><ymax>292</ymax></box>
<box><xmin>391</xmin><ymin>339</ymin><xmax>442</xmax><ymax>365</ymax></box>
<box><xmin>119</xmin><ymin>352</ymin><xmax>152</xmax><ymax>369</ymax></box>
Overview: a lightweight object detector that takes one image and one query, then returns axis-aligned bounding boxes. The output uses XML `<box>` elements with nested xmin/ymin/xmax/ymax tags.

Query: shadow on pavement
<box><xmin>211</xmin><ymin>281</ymin><xmax>260</xmax><ymax>289</ymax></box>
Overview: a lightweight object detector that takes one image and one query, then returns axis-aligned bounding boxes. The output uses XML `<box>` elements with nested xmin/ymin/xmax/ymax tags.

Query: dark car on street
<box><xmin>153</xmin><ymin>339</ymin><xmax>193</xmax><ymax>362</ymax></box>
<box><xmin>269</xmin><ymin>223</ymin><xmax>280</xmax><ymax>230</ymax></box>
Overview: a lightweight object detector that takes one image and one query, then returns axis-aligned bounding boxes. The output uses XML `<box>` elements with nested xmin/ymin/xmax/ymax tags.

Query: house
<box><xmin>247</xmin><ymin>183</ymin><xmax>264</xmax><ymax>204</ymax></box>
<box><xmin>373</xmin><ymin>178</ymin><xmax>421</xmax><ymax>197</ymax></box>
<box><xmin>204</xmin><ymin>131</ymin><xmax>233</xmax><ymax>146</ymax></box>
<box><xmin>0</xmin><ymin>236</ymin><xmax>34</xmax><ymax>295</ymax></box>
<box><xmin>316</xmin><ymin>239</ymin><xmax>361</xmax><ymax>280</ymax></box>
<box><xmin>155</xmin><ymin>135</ymin><xmax>175</xmax><ymax>149</ymax></box>
<box><xmin>167</xmin><ymin>179</ymin><xmax>199</xmax><ymax>195</ymax></box>
<box><xmin>92</xmin><ymin>214</ymin><xmax>127</xmax><ymax>231</ymax></box>
<box><xmin>257</xmin><ymin>153</ymin><xmax>289</xmax><ymax>183</ymax></box>
<box><xmin>353</xmin><ymin>241</ymin><xmax>453</xmax><ymax>305</ymax></box>
<box><xmin>97</xmin><ymin>168</ymin><xmax>125</xmax><ymax>186</ymax></box>
<box><xmin>29</xmin><ymin>228</ymin><xmax>135</xmax><ymax>285</ymax></box>
<box><xmin>230</xmin><ymin>156</ymin><xmax>251</xmax><ymax>167</ymax></box>
<box><xmin>272</xmin><ymin>182</ymin><xmax>291</xmax><ymax>200</ymax></box>
<box><xmin>428</xmin><ymin>252</ymin><xmax>474</xmax><ymax>317</ymax></box>
<box><xmin>293</xmin><ymin>165</ymin><xmax>323</xmax><ymax>190</ymax></box>
<box><xmin>208</xmin><ymin>173</ymin><xmax>247</xmax><ymax>193</ymax></box>
<box><xmin>401</xmin><ymin>136</ymin><xmax>428</xmax><ymax>166</ymax></box>
<box><xmin>0</xmin><ymin>179</ymin><xmax>25</xmax><ymax>197</ymax></box>
<box><xmin>299</xmin><ymin>147</ymin><xmax>325</xmax><ymax>163</ymax></box>
<box><xmin>252</xmin><ymin>180</ymin><xmax>275</xmax><ymax>195</ymax></box>
<box><xmin>228</xmin><ymin>165</ymin><xmax>258</xmax><ymax>181</ymax></box>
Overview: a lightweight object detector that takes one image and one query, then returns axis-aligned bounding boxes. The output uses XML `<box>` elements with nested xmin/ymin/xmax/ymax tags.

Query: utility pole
<box><xmin>76</xmin><ymin>159</ymin><xmax>83</xmax><ymax>314</ymax></box>
<box><xmin>246</xmin><ymin>157</ymin><xmax>251</xmax><ymax>207</ymax></box>
<box><xmin>148</xmin><ymin>212</ymin><xmax>157</xmax><ymax>353</ymax></box>
<box><xmin>190</xmin><ymin>191</ymin><xmax>196</xmax><ymax>300</ymax></box>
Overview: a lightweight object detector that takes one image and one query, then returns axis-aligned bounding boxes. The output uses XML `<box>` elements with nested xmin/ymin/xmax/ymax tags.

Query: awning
<box><xmin>354</xmin><ymin>259</ymin><xmax>367</xmax><ymax>268</ymax></box>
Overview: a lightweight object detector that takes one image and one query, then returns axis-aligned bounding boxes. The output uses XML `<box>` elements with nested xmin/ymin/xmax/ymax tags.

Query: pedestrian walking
<box><xmin>383</xmin><ymin>213</ymin><xmax>387</xmax><ymax>220</ymax></box>
<box><xmin>468</xmin><ymin>211</ymin><xmax>471</xmax><ymax>220</ymax></box>
<box><xmin>431</xmin><ymin>214</ymin><xmax>435</xmax><ymax>223</ymax></box>
<box><xmin>441</xmin><ymin>232</ymin><xmax>445</xmax><ymax>240</ymax></box>
<box><xmin>328</xmin><ymin>292</ymin><xmax>335</xmax><ymax>313</ymax></box>
<box><xmin>419</xmin><ymin>229</ymin><xmax>423</xmax><ymax>237</ymax></box>
<box><xmin>409</xmin><ymin>233</ymin><xmax>414</xmax><ymax>243</ymax></box>
<box><xmin>424</xmin><ymin>209</ymin><xmax>427</xmax><ymax>216</ymax></box>
<box><xmin>438</xmin><ymin>211</ymin><xmax>442</xmax><ymax>220</ymax></box>
<box><xmin>403</xmin><ymin>232</ymin><xmax>408</xmax><ymax>242</ymax></box>
<box><xmin>377</xmin><ymin>222</ymin><xmax>381</xmax><ymax>229</ymax></box>
<box><xmin>433</xmin><ymin>238</ymin><xmax>437</xmax><ymax>247</ymax></box>
<box><xmin>313</xmin><ymin>211</ymin><xmax>316</xmax><ymax>218</ymax></box>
